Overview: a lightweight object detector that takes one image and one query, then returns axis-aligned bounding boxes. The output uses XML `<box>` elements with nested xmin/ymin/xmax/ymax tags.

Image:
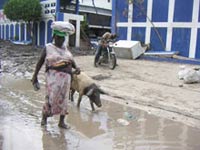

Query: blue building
<box><xmin>112</xmin><ymin>0</ymin><xmax>200</xmax><ymax>59</ymax></box>
<box><xmin>0</xmin><ymin>0</ymin><xmax>112</xmax><ymax>47</ymax></box>
<box><xmin>1</xmin><ymin>0</ymin><xmax>199</xmax><ymax>59</ymax></box>
<box><xmin>0</xmin><ymin>0</ymin><xmax>84</xmax><ymax>47</ymax></box>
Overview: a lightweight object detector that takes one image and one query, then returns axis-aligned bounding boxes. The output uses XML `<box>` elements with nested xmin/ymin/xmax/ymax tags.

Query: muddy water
<box><xmin>0</xmin><ymin>73</ymin><xmax>200</xmax><ymax>150</ymax></box>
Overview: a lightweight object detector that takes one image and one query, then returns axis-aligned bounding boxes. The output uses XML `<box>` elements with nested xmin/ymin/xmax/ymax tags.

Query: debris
<box><xmin>113</xmin><ymin>40</ymin><xmax>145</xmax><ymax>59</ymax></box>
<box><xmin>117</xmin><ymin>118</ymin><xmax>130</xmax><ymax>126</ymax></box>
<box><xmin>10</xmin><ymin>40</ymin><xmax>32</xmax><ymax>45</ymax></box>
<box><xmin>144</xmin><ymin>51</ymin><xmax>179</xmax><ymax>58</ymax></box>
<box><xmin>178</xmin><ymin>66</ymin><xmax>200</xmax><ymax>84</ymax></box>
<box><xmin>124</xmin><ymin>112</ymin><xmax>136</xmax><ymax>120</ymax></box>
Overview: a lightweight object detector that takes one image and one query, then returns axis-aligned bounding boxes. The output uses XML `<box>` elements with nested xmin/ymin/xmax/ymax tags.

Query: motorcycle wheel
<box><xmin>109</xmin><ymin>53</ymin><xmax>117</xmax><ymax>70</ymax></box>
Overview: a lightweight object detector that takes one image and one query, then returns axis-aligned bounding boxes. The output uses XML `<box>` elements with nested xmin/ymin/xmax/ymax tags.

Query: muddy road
<box><xmin>0</xmin><ymin>40</ymin><xmax>200</xmax><ymax>149</ymax></box>
<box><xmin>1</xmin><ymin>74</ymin><xmax>200</xmax><ymax>150</ymax></box>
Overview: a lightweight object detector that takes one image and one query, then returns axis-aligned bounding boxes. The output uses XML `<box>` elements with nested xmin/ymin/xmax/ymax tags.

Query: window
<box><xmin>51</xmin><ymin>3</ymin><xmax>56</xmax><ymax>7</ymax></box>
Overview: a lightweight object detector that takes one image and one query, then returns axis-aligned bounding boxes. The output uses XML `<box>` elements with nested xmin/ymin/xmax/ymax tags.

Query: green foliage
<box><xmin>3</xmin><ymin>0</ymin><xmax>42</xmax><ymax>22</ymax></box>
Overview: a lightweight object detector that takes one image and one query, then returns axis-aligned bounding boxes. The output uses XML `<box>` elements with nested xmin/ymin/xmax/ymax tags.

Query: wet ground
<box><xmin>1</xmin><ymin>40</ymin><xmax>200</xmax><ymax>149</ymax></box>
<box><xmin>0</xmin><ymin>73</ymin><xmax>200</xmax><ymax>150</ymax></box>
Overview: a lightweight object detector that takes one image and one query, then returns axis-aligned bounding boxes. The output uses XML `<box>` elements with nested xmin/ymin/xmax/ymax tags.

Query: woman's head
<box><xmin>52</xmin><ymin>30</ymin><xmax>66</xmax><ymax>48</ymax></box>
<box><xmin>54</xmin><ymin>34</ymin><xmax>65</xmax><ymax>48</ymax></box>
<box><xmin>51</xmin><ymin>21</ymin><xmax>75</xmax><ymax>48</ymax></box>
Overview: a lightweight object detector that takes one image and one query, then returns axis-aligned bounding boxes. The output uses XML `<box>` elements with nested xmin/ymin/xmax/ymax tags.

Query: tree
<box><xmin>3</xmin><ymin>0</ymin><xmax>42</xmax><ymax>45</ymax></box>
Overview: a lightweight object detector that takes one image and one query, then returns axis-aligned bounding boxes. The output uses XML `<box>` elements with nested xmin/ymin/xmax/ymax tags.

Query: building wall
<box><xmin>0</xmin><ymin>0</ymin><xmax>55</xmax><ymax>46</ymax></box>
<box><xmin>0</xmin><ymin>0</ymin><xmax>84</xmax><ymax>47</ymax></box>
<box><xmin>79</xmin><ymin>0</ymin><xmax>111</xmax><ymax>10</ymax></box>
<box><xmin>112</xmin><ymin>0</ymin><xmax>200</xmax><ymax>59</ymax></box>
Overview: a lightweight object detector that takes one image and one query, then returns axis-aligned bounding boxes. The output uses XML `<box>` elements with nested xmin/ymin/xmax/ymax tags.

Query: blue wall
<box><xmin>172</xmin><ymin>28</ymin><xmax>191</xmax><ymax>57</ymax></box>
<box><xmin>174</xmin><ymin>0</ymin><xmax>193</xmax><ymax>22</ymax></box>
<box><xmin>117</xmin><ymin>27</ymin><xmax>127</xmax><ymax>40</ymax></box>
<box><xmin>0</xmin><ymin>25</ymin><xmax>1</xmax><ymax>38</ymax></box>
<box><xmin>6</xmin><ymin>25</ymin><xmax>9</xmax><ymax>39</ymax></box>
<box><xmin>150</xmin><ymin>28</ymin><xmax>167</xmax><ymax>51</ymax></box>
<box><xmin>132</xmin><ymin>0</ymin><xmax>147</xmax><ymax>22</ymax></box>
<box><xmin>47</xmin><ymin>20</ymin><xmax>53</xmax><ymax>43</ymax></box>
<box><xmin>10</xmin><ymin>24</ymin><xmax>14</xmax><ymax>40</ymax></box>
<box><xmin>112</xmin><ymin>0</ymin><xmax>200</xmax><ymax>59</ymax></box>
<box><xmin>33</xmin><ymin>22</ymin><xmax>38</xmax><ymax>45</ymax></box>
<box><xmin>21</xmin><ymin>23</ymin><xmax>25</xmax><ymax>41</ymax></box>
<box><xmin>152</xmin><ymin>0</ymin><xmax>169</xmax><ymax>22</ymax></box>
<box><xmin>116</xmin><ymin>0</ymin><xmax>128</xmax><ymax>23</ymax></box>
<box><xmin>131</xmin><ymin>27</ymin><xmax>146</xmax><ymax>43</ymax></box>
<box><xmin>196</xmin><ymin>29</ymin><xmax>200</xmax><ymax>59</ymax></box>
<box><xmin>2</xmin><ymin>25</ymin><xmax>4</xmax><ymax>39</ymax></box>
<box><xmin>15</xmin><ymin>24</ymin><xmax>19</xmax><ymax>40</ymax></box>
<box><xmin>39</xmin><ymin>21</ymin><xmax>45</xmax><ymax>46</ymax></box>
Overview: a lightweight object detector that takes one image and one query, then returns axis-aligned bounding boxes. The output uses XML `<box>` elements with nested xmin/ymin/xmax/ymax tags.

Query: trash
<box><xmin>117</xmin><ymin>118</ymin><xmax>130</xmax><ymax>126</ymax></box>
<box><xmin>124</xmin><ymin>112</ymin><xmax>135</xmax><ymax>120</ymax></box>
<box><xmin>113</xmin><ymin>40</ymin><xmax>145</xmax><ymax>59</ymax></box>
<box><xmin>183</xmin><ymin>70</ymin><xmax>200</xmax><ymax>84</ymax></box>
<box><xmin>10</xmin><ymin>40</ymin><xmax>32</xmax><ymax>45</ymax></box>
<box><xmin>178</xmin><ymin>66</ymin><xmax>200</xmax><ymax>84</ymax></box>
<box><xmin>144</xmin><ymin>51</ymin><xmax>179</xmax><ymax>58</ymax></box>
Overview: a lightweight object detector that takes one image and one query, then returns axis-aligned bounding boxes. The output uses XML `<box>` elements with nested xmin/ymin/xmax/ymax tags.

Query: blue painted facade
<box><xmin>152</xmin><ymin>0</ymin><xmax>169</xmax><ymax>22</ymax></box>
<box><xmin>112</xmin><ymin>0</ymin><xmax>200</xmax><ymax>59</ymax></box>
<box><xmin>174</xmin><ymin>0</ymin><xmax>193</xmax><ymax>22</ymax></box>
<box><xmin>196</xmin><ymin>29</ymin><xmax>200</xmax><ymax>58</ymax></box>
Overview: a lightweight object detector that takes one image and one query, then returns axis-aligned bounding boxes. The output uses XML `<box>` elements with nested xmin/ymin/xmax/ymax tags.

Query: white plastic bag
<box><xmin>178</xmin><ymin>65</ymin><xmax>188</xmax><ymax>80</ymax></box>
<box><xmin>117</xmin><ymin>118</ymin><xmax>130</xmax><ymax>126</ymax></box>
<box><xmin>51</xmin><ymin>21</ymin><xmax>75</xmax><ymax>35</ymax></box>
<box><xmin>178</xmin><ymin>66</ymin><xmax>200</xmax><ymax>84</ymax></box>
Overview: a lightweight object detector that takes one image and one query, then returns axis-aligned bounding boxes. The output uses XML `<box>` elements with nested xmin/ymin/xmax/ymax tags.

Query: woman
<box><xmin>31</xmin><ymin>21</ymin><xmax>80</xmax><ymax>129</ymax></box>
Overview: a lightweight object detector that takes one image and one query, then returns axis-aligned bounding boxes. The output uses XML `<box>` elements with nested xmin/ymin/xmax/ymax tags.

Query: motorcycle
<box><xmin>94</xmin><ymin>40</ymin><xmax>117</xmax><ymax>70</ymax></box>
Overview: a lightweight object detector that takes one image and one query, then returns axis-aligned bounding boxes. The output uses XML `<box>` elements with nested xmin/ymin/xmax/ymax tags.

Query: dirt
<box><xmin>1</xmin><ymin>39</ymin><xmax>200</xmax><ymax>130</ymax></box>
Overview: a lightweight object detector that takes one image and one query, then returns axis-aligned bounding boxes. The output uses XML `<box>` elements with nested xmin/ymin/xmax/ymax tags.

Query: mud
<box><xmin>1</xmin><ymin>74</ymin><xmax>200</xmax><ymax>150</ymax></box>
<box><xmin>1</xmin><ymin>40</ymin><xmax>200</xmax><ymax>149</ymax></box>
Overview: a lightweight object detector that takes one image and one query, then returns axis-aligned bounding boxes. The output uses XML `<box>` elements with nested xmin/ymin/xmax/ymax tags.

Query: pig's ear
<box><xmin>86</xmin><ymin>88</ymin><xmax>94</xmax><ymax>96</ymax></box>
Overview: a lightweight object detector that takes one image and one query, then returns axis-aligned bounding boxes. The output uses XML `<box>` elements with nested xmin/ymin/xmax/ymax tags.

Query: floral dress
<box><xmin>42</xmin><ymin>43</ymin><xmax>73</xmax><ymax>116</ymax></box>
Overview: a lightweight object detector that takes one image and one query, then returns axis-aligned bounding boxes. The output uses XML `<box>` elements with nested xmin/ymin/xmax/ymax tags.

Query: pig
<box><xmin>70</xmin><ymin>72</ymin><xmax>105</xmax><ymax>111</ymax></box>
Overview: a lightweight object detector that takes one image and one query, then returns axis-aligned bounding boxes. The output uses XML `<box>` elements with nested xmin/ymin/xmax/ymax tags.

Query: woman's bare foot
<box><xmin>58</xmin><ymin>115</ymin><xmax>70</xmax><ymax>129</ymax></box>
<box><xmin>58</xmin><ymin>122</ymin><xmax>70</xmax><ymax>129</ymax></box>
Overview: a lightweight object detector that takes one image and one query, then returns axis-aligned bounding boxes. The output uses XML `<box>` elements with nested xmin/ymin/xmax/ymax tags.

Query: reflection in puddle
<box><xmin>0</xmin><ymin>75</ymin><xmax>200</xmax><ymax>150</ymax></box>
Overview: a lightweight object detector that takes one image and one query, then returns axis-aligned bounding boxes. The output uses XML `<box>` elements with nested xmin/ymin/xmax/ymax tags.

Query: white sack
<box><xmin>178</xmin><ymin>66</ymin><xmax>200</xmax><ymax>84</ymax></box>
<box><xmin>51</xmin><ymin>21</ymin><xmax>75</xmax><ymax>35</ymax></box>
<box><xmin>178</xmin><ymin>65</ymin><xmax>188</xmax><ymax>80</ymax></box>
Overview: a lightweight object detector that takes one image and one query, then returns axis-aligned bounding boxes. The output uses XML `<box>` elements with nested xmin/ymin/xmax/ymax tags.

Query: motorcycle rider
<box><xmin>94</xmin><ymin>32</ymin><xmax>117</xmax><ymax>66</ymax></box>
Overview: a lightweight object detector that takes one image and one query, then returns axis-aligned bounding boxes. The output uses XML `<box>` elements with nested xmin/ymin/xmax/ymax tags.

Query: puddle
<box><xmin>0</xmin><ymin>74</ymin><xmax>200</xmax><ymax>150</ymax></box>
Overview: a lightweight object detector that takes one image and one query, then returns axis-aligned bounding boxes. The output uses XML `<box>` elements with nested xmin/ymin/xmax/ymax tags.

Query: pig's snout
<box><xmin>97</xmin><ymin>103</ymin><xmax>102</xmax><ymax>107</ymax></box>
<box><xmin>93</xmin><ymin>98</ymin><xmax>102</xmax><ymax>107</ymax></box>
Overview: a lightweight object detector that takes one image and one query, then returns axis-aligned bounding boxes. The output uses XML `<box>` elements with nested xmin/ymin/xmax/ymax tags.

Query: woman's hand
<box><xmin>31</xmin><ymin>75</ymin><xmax>40</xmax><ymax>91</ymax></box>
